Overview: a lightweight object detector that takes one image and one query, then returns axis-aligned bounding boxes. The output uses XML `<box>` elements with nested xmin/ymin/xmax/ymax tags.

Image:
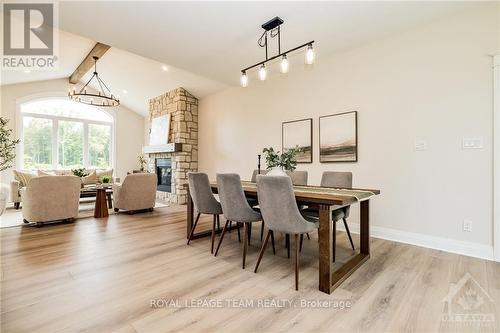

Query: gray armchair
<box><xmin>254</xmin><ymin>175</ymin><xmax>318</xmax><ymax>290</ymax></box>
<box><xmin>286</xmin><ymin>170</ymin><xmax>308</xmax><ymax>186</ymax></box>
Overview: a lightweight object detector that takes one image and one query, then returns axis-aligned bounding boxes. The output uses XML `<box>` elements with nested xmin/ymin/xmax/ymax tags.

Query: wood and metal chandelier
<box><xmin>240</xmin><ymin>17</ymin><xmax>315</xmax><ymax>87</ymax></box>
<box><xmin>68</xmin><ymin>56</ymin><xmax>119</xmax><ymax>107</ymax></box>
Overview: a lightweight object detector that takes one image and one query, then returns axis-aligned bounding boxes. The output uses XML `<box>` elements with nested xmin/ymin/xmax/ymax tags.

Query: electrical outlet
<box><xmin>463</xmin><ymin>220</ymin><xmax>472</xmax><ymax>232</ymax></box>
<box><xmin>414</xmin><ymin>140</ymin><xmax>427</xmax><ymax>151</ymax></box>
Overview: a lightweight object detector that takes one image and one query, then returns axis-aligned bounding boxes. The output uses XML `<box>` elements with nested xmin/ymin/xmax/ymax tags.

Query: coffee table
<box><xmin>80</xmin><ymin>185</ymin><xmax>113</xmax><ymax>209</ymax></box>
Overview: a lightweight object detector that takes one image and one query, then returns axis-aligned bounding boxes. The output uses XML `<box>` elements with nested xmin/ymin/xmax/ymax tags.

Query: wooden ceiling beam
<box><xmin>69</xmin><ymin>42</ymin><xmax>111</xmax><ymax>84</ymax></box>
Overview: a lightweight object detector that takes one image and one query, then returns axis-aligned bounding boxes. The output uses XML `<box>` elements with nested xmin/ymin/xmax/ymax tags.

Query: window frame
<box><xmin>16</xmin><ymin>95</ymin><xmax>115</xmax><ymax>171</ymax></box>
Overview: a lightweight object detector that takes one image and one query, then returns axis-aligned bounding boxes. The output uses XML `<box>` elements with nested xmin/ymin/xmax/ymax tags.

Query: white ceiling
<box><xmin>59</xmin><ymin>1</ymin><xmax>478</xmax><ymax>86</ymax></box>
<box><xmin>2</xmin><ymin>1</ymin><xmax>481</xmax><ymax>117</ymax></box>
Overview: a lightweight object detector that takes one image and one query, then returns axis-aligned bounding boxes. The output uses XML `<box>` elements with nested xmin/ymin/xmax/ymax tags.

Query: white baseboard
<box><xmin>337</xmin><ymin>222</ymin><xmax>495</xmax><ymax>261</ymax></box>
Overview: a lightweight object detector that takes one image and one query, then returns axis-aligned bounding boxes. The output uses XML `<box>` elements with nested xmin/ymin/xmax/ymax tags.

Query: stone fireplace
<box><xmin>144</xmin><ymin>88</ymin><xmax>198</xmax><ymax>204</ymax></box>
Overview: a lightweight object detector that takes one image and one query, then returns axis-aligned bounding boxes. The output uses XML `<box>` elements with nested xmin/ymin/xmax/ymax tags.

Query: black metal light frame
<box><xmin>241</xmin><ymin>16</ymin><xmax>314</xmax><ymax>75</ymax></box>
<box><xmin>68</xmin><ymin>56</ymin><xmax>120</xmax><ymax>107</ymax></box>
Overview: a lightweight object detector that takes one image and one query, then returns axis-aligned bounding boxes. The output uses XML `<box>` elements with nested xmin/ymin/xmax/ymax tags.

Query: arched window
<box><xmin>19</xmin><ymin>98</ymin><xmax>114</xmax><ymax>170</ymax></box>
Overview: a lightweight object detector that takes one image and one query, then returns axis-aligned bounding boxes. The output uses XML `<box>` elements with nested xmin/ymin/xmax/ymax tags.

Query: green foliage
<box><xmin>22</xmin><ymin>117</ymin><xmax>52</xmax><ymax>169</ymax></box>
<box><xmin>89</xmin><ymin>124</ymin><xmax>111</xmax><ymax>168</ymax></box>
<box><xmin>58</xmin><ymin>120</ymin><xmax>83</xmax><ymax>168</ymax></box>
<box><xmin>100</xmin><ymin>175</ymin><xmax>111</xmax><ymax>183</ymax></box>
<box><xmin>0</xmin><ymin>117</ymin><xmax>20</xmax><ymax>172</ymax></box>
<box><xmin>71</xmin><ymin>168</ymin><xmax>88</xmax><ymax>177</ymax></box>
<box><xmin>262</xmin><ymin>147</ymin><xmax>298</xmax><ymax>171</ymax></box>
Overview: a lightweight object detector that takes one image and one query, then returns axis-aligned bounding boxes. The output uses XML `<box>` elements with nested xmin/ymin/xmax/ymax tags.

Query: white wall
<box><xmin>198</xmin><ymin>5</ymin><xmax>499</xmax><ymax>258</ymax></box>
<box><xmin>0</xmin><ymin>78</ymin><xmax>145</xmax><ymax>184</ymax></box>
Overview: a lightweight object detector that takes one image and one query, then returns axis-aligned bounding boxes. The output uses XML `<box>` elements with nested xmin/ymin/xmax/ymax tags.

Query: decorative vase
<box><xmin>0</xmin><ymin>183</ymin><xmax>9</xmax><ymax>216</ymax></box>
<box><xmin>267</xmin><ymin>167</ymin><xmax>288</xmax><ymax>177</ymax></box>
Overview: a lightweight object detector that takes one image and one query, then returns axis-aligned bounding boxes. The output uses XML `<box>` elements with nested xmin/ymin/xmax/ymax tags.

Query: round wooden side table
<box><xmin>94</xmin><ymin>187</ymin><xmax>109</xmax><ymax>218</ymax></box>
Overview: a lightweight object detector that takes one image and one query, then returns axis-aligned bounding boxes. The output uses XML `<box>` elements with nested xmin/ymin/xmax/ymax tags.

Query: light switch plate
<box><xmin>462</xmin><ymin>138</ymin><xmax>483</xmax><ymax>149</ymax></box>
<box><xmin>463</xmin><ymin>220</ymin><xmax>472</xmax><ymax>232</ymax></box>
<box><xmin>414</xmin><ymin>140</ymin><xmax>427</xmax><ymax>151</ymax></box>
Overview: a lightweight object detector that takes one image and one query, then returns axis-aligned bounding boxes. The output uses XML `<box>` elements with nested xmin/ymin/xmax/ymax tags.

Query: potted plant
<box><xmin>100</xmin><ymin>175</ymin><xmax>111</xmax><ymax>187</ymax></box>
<box><xmin>138</xmin><ymin>155</ymin><xmax>147</xmax><ymax>172</ymax></box>
<box><xmin>262</xmin><ymin>147</ymin><xmax>298</xmax><ymax>176</ymax></box>
<box><xmin>0</xmin><ymin>117</ymin><xmax>20</xmax><ymax>215</ymax></box>
<box><xmin>71</xmin><ymin>168</ymin><xmax>88</xmax><ymax>188</ymax></box>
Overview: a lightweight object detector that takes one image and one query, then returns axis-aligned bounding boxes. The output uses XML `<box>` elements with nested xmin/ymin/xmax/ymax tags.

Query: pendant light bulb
<box><xmin>240</xmin><ymin>71</ymin><xmax>248</xmax><ymax>87</ymax></box>
<box><xmin>259</xmin><ymin>64</ymin><xmax>267</xmax><ymax>81</ymax></box>
<box><xmin>305</xmin><ymin>44</ymin><xmax>315</xmax><ymax>65</ymax></box>
<box><xmin>280</xmin><ymin>55</ymin><xmax>289</xmax><ymax>74</ymax></box>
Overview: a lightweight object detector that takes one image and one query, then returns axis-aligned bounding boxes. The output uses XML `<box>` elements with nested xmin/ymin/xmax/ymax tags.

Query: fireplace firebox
<box><xmin>155</xmin><ymin>158</ymin><xmax>172</xmax><ymax>192</ymax></box>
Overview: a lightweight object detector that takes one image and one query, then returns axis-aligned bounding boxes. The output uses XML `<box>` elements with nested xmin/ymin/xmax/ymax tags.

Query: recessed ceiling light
<box><xmin>24</xmin><ymin>69</ymin><xmax>31</xmax><ymax>73</ymax></box>
<box><xmin>161</xmin><ymin>65</ymin><xmax>169</xmax><ymax>72</ymax></box>
<box><xmin>122</xmin><ymin>89</ymin><xmax>128</xmax><ymax>94</ymax></box>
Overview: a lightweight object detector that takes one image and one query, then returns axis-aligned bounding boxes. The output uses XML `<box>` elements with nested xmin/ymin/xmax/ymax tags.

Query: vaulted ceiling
<box><xmin>1</xmin><ymin>1</ymin><xmax>482</xmax><ymax>116</ymax></box>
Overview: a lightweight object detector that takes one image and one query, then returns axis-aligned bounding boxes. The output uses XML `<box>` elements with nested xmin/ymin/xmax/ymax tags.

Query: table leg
<box><xmin>360</xmin><ymin>199</ymin><xmax>370</xmax><ymax>255</ymax></box>
<box><xmin>318</xmin><ymin>204</ymin><xmax>333</xmax><ymax>293</ymax></box>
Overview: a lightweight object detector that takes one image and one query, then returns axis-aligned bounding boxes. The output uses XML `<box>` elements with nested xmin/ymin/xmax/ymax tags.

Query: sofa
<box><xmin>113</xmin><ymin>173</ymin><xmax>157</xmax><ymax>213</ymax></box>
<box><xmin>10</xmin><ymin>168</ymin><xmax>114</xmax><ymax>209</ymax></box>
<box><xmin>21</xmin><ymin>175</ymin><xmax>81</xmax><ymax>226</ymax></box>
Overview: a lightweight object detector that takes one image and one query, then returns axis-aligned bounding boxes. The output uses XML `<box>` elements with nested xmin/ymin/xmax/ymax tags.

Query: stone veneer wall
<box><xmin>147</xmin><ymin>88</ymin><xmax>198</xmax><ymax>204</ymax></box>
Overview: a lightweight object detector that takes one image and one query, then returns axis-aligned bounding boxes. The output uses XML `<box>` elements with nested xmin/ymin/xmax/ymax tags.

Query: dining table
<box><xmin>186</xmin><ymin>180</ymin><xmax>380</xmax><ymax>294</ymax></box>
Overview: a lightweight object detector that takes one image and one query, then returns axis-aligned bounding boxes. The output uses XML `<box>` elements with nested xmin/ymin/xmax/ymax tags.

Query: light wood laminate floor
<box><xmin>1</xmin><ymin>205</ymin><xmax>499</xmax><ymax>332</ymax></box>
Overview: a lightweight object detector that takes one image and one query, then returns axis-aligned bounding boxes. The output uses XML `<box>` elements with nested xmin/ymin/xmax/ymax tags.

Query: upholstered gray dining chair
<box><xmin>302</xmin><ymin>171</ymin><xmax>355</xmax><ymax>261</ymax></box>
<box><xmin>214</xmin><ymin>173</ymin><xmax>266</xmax><ymax>269</ymax></box>
<box><xmin>250</xmin><ymin>169</ymin><xmax>268</xmax><ymax>182</ymax></box>
<box><xmin>286</xmin><ymin>170</ymin><xmax>308</xmax><ymax>186</ymax></box>
<box><xmin>187</xmin><ymin>172</ymin><xmax>223</xmax><ymax>254</ymax></box>
<box><xmin>254</xmin><ymin>175</ymin><xmax>318</xmax><ymax>290</ymax></box>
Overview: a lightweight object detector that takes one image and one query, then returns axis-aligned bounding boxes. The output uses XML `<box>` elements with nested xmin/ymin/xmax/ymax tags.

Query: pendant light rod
<box><xmin>241</xmin><ymin>40</ymin><xmax>314</xmax><ymax>73</ymax></box>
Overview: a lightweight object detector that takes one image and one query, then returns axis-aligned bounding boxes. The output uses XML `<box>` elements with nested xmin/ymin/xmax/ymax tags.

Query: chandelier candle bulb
<box><xmin>240</xmin><ymin>72</ymin><xmax>248</xmax><ymax>87</ymax></box>
<box><xmin>280</xmin><ymin>55</ymin><xmax>289</xmax><ymax>73</ymax></box>
<box><xmin>305</xmin><ymin>44</ymin><xmax>315</xmax><ymax>65</ymax></box>
<box><xmin>259</xmin><ymin>64</ymin><xmax>267</xmax><ymax>81</ymax></box>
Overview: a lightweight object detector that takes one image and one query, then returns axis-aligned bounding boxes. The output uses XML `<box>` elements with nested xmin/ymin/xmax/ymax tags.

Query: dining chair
<box><xmin>254</xmin><ymin>175</ymin><xmax>318</xmax><ymax>290</ymax></box>
<box><xmin>187</xmin><ymin>172</ymin><xmax>224</xmax><ymax>254</ymax></box>
<box><xmin>302</xmin><ymin>171</ymin><xmax>355</xmax><ymax>261</ymax></box>
<box><xmin>250</xmin><ymin>169</ymin><xmax>268</xmax><ymax>182</ymax></box>
<box><xmin>286</xmin><ymin>170</ymin><xmax>308</xmax><ymax>186</ymax></box>
<box><xmin>214</xmin><ymin>173</ymin><xmax>270</xmax><ymax>269</ymax></box>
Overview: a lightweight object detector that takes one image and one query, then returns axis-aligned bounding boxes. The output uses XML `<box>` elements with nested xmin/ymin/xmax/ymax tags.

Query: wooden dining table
<box><xmin>186</xmin><ymin>181</ymin><xmax>380</xmax><ymax>294</ymax></box>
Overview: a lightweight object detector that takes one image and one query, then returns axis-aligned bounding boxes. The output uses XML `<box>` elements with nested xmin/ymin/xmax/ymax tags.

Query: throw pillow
<box><xmin>13</xmin><ymin>170</ymin><xmax>36</xmax><ymax>187</ymax></box>
<box><xmin>82</xmin><ymin>170</ymin><xmax>98</xmax><ymax>185</ymax></box>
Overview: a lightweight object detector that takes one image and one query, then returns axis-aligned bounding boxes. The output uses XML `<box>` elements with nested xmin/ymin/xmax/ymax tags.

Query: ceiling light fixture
<box><xmin>161</xmin><ymin>65</ymin><xmax>169</xmax><ymax>71</ymax></box>
<box><xmin>68</xmin><ymin>56</ymin><xmax>119</xmax><ymax>107</ymax></box>
<box><xmin>240</xmin><ymin>16</ymin><xmax>315</xmax><ymax>87</ymax></box>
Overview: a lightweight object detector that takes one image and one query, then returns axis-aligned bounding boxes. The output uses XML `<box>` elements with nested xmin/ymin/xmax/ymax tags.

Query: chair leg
<box><xmin>237</xmin><ymin>222</ymin><xmax>241</xmax><ymax>242</ymax></box>
<box><xmin>343</xmin><ymin>218</ymin><xmax>355</xmax><ymax>250</ymax></box>
<box><xmin>217</xmin><ymin>215</ymin><xmax>221</xmax><ymax>232</ymax></box>
<box><xmin>187</xmin><ymin>213</ymin><xmax>201</xmax><ymax>245</ymax></box>
<box><xmin>286</xmin><ymin>234</ymin><xmax>290</xmax><ymax>259</ymax></box>
<box><xmin>254</xmin><ymin>230</ymin><xmax>271</xmax><ymax>273</ymax></box>
<box><xmin>229</xmin><ymin>221</ymin><xmax>232</xmax><ymax>232</ymax></box>
<box><xmin>260</xmin><ymin>221</ymin><xmax>264</xmax><ymax>242</ymax></box>
<box><xmin>306</xmin><ymin>233</ymin><xmax>311</xmax><ymax>240</ymax></box>
<box><xmin>211</xmin><ymin>215</ymin><xmax>216</xmax><ymax>254</ymax></box>
<box><xmin>214</xmin><ymin>220</ymin><xmax>230</xmax><ymax>256</ymax></box>
<box><xmin>247</xmin><ymin>223</ymin><xmax>252</xmax><ymax>246</ymax></box>
<box><xmin>270</xmin><ymin>230</ymin><xmax>276</xmax><ymax>255</ymax></box>
<box><xmin>242</xmin><ymin>223</ymin><xmax>248</xmax><ymax>269</ymax></box>
<box><xmin>299</xmin><ymin>234</ymin><xmax>304</xmax><ymax>252</ymax></box>
<box><xmin>14</xmin><ymin>202</ymin><xmax>20</xmax><ymax>209</ymax></box>
<box><xmin>294</xmin><ymin>234</ymin><xmax>300</xmax><ymax>291</ymax></box>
